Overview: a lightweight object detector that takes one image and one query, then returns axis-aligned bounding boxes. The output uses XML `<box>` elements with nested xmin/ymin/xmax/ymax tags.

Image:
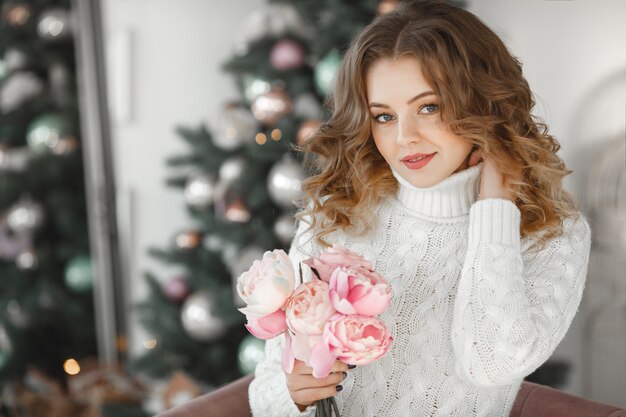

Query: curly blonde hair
<box><xmin>295</xmin><ymin>0</ymin><xmax>580</xmax><ymax>252</ymax></box>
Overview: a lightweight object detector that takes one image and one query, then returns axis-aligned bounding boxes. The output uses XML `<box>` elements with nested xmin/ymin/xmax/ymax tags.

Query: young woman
<box><xmin>249</xmin><ymin>1</ymin><xmax>591</xmax><ymax>416</ymax></box>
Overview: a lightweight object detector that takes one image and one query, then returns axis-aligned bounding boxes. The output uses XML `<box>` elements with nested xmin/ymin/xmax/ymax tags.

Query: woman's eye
<box><xmin>420</xmin><ymin>103</ymin><xmax>439</xmax><ymax>114</ymax></box>
<box><xmin>373</xmin><ymin>113</ymin><xmax>393</xmax><ymax>123</ymax></box>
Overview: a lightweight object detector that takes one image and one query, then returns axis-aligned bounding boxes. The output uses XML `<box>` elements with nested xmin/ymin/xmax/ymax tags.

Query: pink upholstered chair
<box><xmin>157</xmin><ymin>374</ymin><xmax>626</xmax><ymax>417</ymax></box>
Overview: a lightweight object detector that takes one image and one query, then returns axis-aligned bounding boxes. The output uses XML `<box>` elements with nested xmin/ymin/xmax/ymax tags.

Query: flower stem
<box><xmin>314</xmin><ymin>398</ymin><xmax>340</xmax><ymax>417</ymax></box>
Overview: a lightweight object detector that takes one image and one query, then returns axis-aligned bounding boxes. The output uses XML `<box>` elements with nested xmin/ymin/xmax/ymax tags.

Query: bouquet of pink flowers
<box><xmin>237</xmin><ymin>244</ymin><xmax>393</xmax><ymax>417</ymax></box>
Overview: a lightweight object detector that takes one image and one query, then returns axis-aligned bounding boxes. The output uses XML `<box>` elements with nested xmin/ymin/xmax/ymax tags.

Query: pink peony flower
<box><xmin>244</xmin><ymin>309</ymin><xmax>288</xmax><ymax>340</ymax></box>
<box><xmin>236</xmin><ymin>249</ymin><xmax>295</xmax><ymax>317</ymax></box>
<box><xmin>329</xmin><ymin>266</ymin><xmax>391</xmax><ymax>316</ymax></box>
<box><xmin>283</xmin><ymin>332</ymin><xmax>336</xmax><ymax>379</ymax></box>
<box><xmin>303</xmin><ymin>244</ymin><xmax>374</xmax><ymax>282</ymax></box>
<box><xmin>323</xmin><ymin>313</ymin><xmax>393</xmax><ymax>366</ymax></box>
<box><xmin>285</xmin><ymin>280</ymin><xmax>336</xmax><ymax>335</ymax></box>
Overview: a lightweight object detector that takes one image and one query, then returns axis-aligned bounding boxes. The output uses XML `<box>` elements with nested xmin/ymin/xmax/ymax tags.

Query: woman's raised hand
<box><xmin>468</xmin><ymin>148</ymin><xmax>519</xmax><ymax>202</ymax></box>
<box><xmin>285</xmin><ymin>359</ymin><xmax>350</xmax><ymax>412</ymax></box>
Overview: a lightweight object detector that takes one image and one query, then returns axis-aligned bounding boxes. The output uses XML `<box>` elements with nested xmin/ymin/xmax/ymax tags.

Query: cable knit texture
<box><xmin>248</xmin><ymin>162</ymin><xmax>592</xmax><ymax>417</ymax></box>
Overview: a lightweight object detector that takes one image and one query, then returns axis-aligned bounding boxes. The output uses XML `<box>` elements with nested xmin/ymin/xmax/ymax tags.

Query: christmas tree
<box><xmin>0</xmin><ymin>0</ymin><xmax>97</xmax><ymax>392</ymax></box>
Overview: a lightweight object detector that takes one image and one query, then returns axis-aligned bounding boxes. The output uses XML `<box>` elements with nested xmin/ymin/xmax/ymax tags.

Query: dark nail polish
<box><xmin>336</xmin><ymin>385</ymin><xmax>343</xmax><ymax>392</ymax></box>
<box><xmin>342</xmin><ymin>372</ymin><xmax>347</xmax><ymax>379</ymax></box>
<box><xmin>347</xmin><ymin>364</ymin><xmax>356</xmax><ymax>369</ymax></box>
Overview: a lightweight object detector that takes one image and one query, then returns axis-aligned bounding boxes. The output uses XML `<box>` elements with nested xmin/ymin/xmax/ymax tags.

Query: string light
<box><xmin>271</xmin><ymin>129</ymin><xmax>282</xmax><ymax>141</ymax></box>
<box><xmin>63</xmin><ymin>358</ymin><xmax>80</xmax><ymax>375</ymax></box>
<box><xmin>255</xmin><ymin>133</ymin><xmax>267</xmax><ymax>145</ymax></box>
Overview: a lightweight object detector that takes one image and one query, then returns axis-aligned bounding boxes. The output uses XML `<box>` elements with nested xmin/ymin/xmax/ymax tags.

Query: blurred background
<box><xmin>0</xmin><ymin>0</ymin><xmax>624</xmax><ymax>415</ymax></box>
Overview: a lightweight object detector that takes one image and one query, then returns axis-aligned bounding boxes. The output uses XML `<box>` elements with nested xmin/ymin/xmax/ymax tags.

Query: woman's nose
<box><xmin>396</xmin><ymin>117</ymin><xmax>421</xmax><ymax>146</ymax></box>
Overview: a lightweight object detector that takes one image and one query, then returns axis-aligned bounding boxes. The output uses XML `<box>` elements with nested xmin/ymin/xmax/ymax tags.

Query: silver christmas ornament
<box><xmin>0</xmin><ymin>147</ymin><xmax>31</xmax><ymax>173</ymax></box>
<box><xmin>222</xmin><ymin>244</ymin><xmax>240</xmax><ymax>268</ymax></box>
<box><xmin>203</xmin><ymin>234</ymin><xmax>224</xmax><ymax>252</ymax></box>
<box><xmin>0</xmin><ymin>72</ymin><xmax>44</xmax><ymax>113</ymax></box>
<box><xmin>184</xmin><ymin>173</ymin><xmax>216</xmax><ymax>209</ymax></box>
<box><xmin>7</xmin><ymin>198</ymin><xmax>44</xmax><ymax>234</ymax></box>
<box><xmin>37</xmin><ymin>8</ymin><xmax>73</xmax><ymax>41</ymax></box>
<box><xmin>236</xmin><ymin>4</ymin><xmax>309</xmax><ymax>46</ymax></box>
<box><xmin>213</xmin><ymin>106</ymin><xmax>257</xmax><ymax>151</ymax></box>
<box><xmin>4</xmin><ymin>48</ymin><xmax>29</xmax><ymax>71</ymax></box>
<box><xmin>273</xmin><ymin>215</ymin><xmax>297</xmax><ymax>244</ymax></box>
<box><xmin>293</xmin><ymin>93</ymin><xmax>322</xmax><ymax>120</ymax></box>
<box><xmin>251</xmin><ymin>89</ymin><xmax>292</xmax><ymax>125</ymax></box>
<box><xmin>180</xmin><ymin>290</ymin><xmax>227</xmax><ymax>341</ymax></box>
<box><xmin>267</xmin><ymin>156</ymin><xmax>305</xmax><ymax>208</ymax></box>
<box><xmin>15</xmin><ymin>249</ymin><xmax>38</xmax><ymax>270</ymax></box>
<box><xmin>219</xmin><ymin>156</ymin><xmax>246</xmax><ymax>185</ymax></box>
<box><xmin>6</xmin><ymin>300</ymin><xmax>30</xmax><ymax>328</ymax></box>
<box><xmin>230</xmin><ymin>246</ymin><xmax>265</xmax><ymax>279</ymax></box>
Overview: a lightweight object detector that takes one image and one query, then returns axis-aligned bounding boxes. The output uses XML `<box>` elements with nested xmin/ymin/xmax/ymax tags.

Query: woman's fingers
<box><xmin>285</xmin><ymin>358</ymin><xmax>351</xmax><ymax>408</ymax></box>
<box><xmin>468</xmin><ymin>148</ymin><xmax>483</xmax><ymax>167</ymax></box>
<box><xmin>290</xmin><ymin>380</ymin><xmax>345</xmax><ymax>408</ymax></box>
<box><xmin>287</xmin><ymin>370</ymin><xmax>347</xmax><ymax>391</ymax></box>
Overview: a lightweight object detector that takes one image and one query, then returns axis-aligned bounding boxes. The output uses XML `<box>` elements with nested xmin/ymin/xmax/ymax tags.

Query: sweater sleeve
<box><xmin>248</xmin><ymin>216</ymin><xmax>318</xmax><ymax>417</ymax></box>
<box><xmin>451</xmin><ymin>198</ymin><xmax>592</xmax><ymax>387</ymax></box>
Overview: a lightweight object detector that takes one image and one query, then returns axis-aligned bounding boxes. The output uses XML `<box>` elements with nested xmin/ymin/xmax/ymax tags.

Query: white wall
<box><xmin>101</xmin><ymin>0</ymin><xmax>266</xmax><ymax>357</ymax></box>
<box><xmin>468</xmin><ymin>0</ymin><xmax>626</xmax><ymax>403</ymax></box>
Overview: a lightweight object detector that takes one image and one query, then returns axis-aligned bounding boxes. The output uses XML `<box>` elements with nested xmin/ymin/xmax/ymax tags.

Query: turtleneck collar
<box><xmin>391</xmin><ymin>162</ymin><xmax>483</xmax><ymax>218</ymax></box>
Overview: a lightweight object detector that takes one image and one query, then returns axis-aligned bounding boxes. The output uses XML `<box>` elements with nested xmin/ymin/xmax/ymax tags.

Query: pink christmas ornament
<box><xmin>162</xmin><ymin>276</ymin><xmax>190</xmax><ymax>302</ymax></box>
<box><xmin>270</xmin><ymin>40</ymin><xmax>306</xmax><ymax>71</ymax></box>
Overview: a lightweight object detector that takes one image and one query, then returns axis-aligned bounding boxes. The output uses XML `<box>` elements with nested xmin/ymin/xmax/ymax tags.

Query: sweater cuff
<box><xmin>468</xmin><ymin>198</ymin><xmax>521</xmax><ymax>248</ymax></box>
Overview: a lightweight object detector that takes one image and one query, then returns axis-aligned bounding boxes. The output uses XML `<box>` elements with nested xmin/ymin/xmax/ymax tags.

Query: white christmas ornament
<box><xmin>0</xmin><ymin>147</ymin><xmax>31</xmax><ymax>172</ymax></box>
<box><xmin>180</xmin><ymin>290</ymin><xmax>227</xmax><ymax>341</ymax></box>
<box><xmin>0</xmin><ymin>72</ymin><xmax>44</xmax><ymax>114</ymax></box>
<box><xmin>37</xmin><ymin>8</ymin><xmax>73</xmax><ymax>41</ymax></box>
<box><xmin>267</xmin><ymin>156</ymin><xmax>306</xmax><ymax>208</ymax></box>
<box><xmin>4</xmin><ymin>48</ymin><xmax>29</xmax><ymax>71</ymax></box>
<box><xmin>293</xmin><ymin>93</ymin><xmax>322</xmax><ymax>120</ymax></box>
<box><xmin>213</xmin><ymin>107</ymin><xmax>257</xmax><ymax>150</ymax></box>
<box><xmin>273</xmin><ymin>214</ymin><xmax>297</xmax><ymax>244</ymax></box>
<box><xmin>236</xmin><ymin>4</ymin><xmax>311</xmax><ymax>47</ymax></box>
<box><xmin>219</xmin><ymin>156</ymin><xmax>246</xmax><ymax>185</ymax></box>
<box><xmin>184</xmin><ymin>173</ymin><xmax>216</xmax><ymax>209</ymax></box>
<box><xmin>7</xmin><ymin>198</ymin><xmax>44</xmax><ymax>234</ymax></box>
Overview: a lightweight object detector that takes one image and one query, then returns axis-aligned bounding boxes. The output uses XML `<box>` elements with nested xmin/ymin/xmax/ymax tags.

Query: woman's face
<box><xmin>366</xmin><ymin>55</ymin><xmax>473</xmax><ymax>188</ymax></box>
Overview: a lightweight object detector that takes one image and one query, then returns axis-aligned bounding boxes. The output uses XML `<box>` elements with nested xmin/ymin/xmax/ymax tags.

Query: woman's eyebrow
<box><xmin>368</xmin><ymin>91</ymin><xmax>437</xmax><ymax>108</ymax></box>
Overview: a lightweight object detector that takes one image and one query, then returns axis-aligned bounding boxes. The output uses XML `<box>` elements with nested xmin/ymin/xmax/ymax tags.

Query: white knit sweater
<box><xmin>248</xmin><ymin>162</ymin><xmax>591</xmax><ymax>417</ymax></box>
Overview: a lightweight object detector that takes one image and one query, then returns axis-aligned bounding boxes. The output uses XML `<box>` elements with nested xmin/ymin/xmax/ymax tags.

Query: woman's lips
<box><xmin>401</xmin><ymin>153</ymin><xmax>436</xmax><ymax>170</ymax></box>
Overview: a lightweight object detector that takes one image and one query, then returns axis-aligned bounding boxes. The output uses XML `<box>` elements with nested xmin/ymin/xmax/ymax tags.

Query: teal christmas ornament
<box><xmin>64</xmin><ymin>255</ymin><xmax>93</xmax><ymax>292</ymax></box>
<box><xmin>238</xmin><ymin>334</ymin><xmax>265</xmax><ymax>375</ymax></box>
<box><xmin>26</xmin><ymin>114</ymin><xmax>71</xmax><ymax>153</ymax></box>
<box><xmin>314</xmin><ymin>49</ymin><xmax>342</xmax><ymax>96</ymax></box>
